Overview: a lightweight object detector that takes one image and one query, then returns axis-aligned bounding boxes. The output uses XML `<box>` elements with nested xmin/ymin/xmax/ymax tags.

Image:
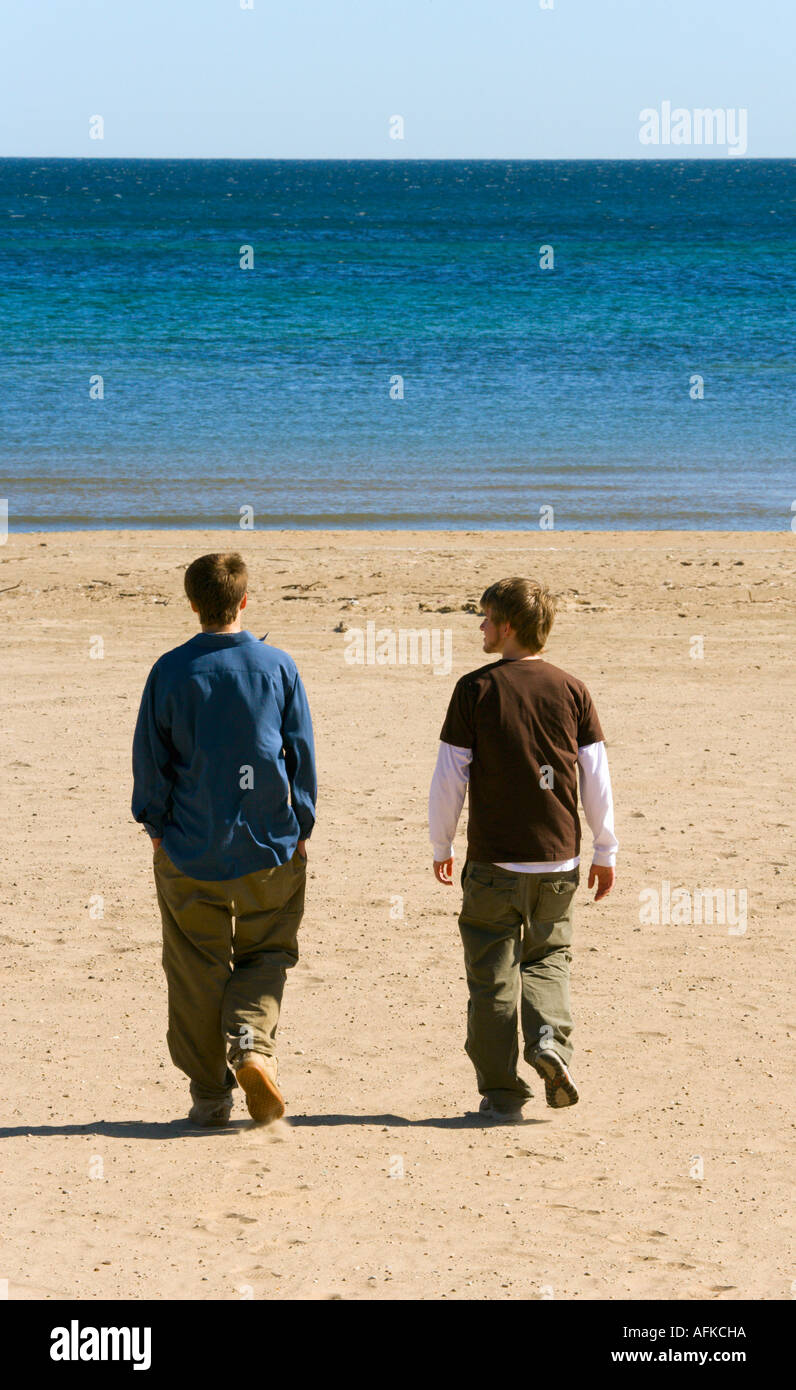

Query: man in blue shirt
<box><xmin>132</xmin><ymin>552</ymin><xmax>317</xmax><ymax>1128</ymax></box>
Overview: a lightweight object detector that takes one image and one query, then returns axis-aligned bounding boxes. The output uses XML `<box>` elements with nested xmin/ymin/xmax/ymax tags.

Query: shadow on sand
<box><xmin>0</xmin><ymin>1111</ymin><xmax>548</xmax><ymax>1139</ymax></box>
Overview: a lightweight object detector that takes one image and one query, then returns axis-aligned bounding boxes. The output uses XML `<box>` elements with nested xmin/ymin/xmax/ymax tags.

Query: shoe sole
<box><xmin>532</xmin><ymin>1052</ymin><xmax>579</xmax><ymax>1108</ymax></box>
<box><xmin>236</xmin><ymin>1059</ymin><xmax>286</xmax><ymax>1124</ymax></box>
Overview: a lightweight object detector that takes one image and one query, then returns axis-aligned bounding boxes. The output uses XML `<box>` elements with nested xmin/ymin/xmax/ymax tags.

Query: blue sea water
<box><xmin>0</xmin><ymin>157</ymin><xmax>793</xmax><ymax>531</ymax></box>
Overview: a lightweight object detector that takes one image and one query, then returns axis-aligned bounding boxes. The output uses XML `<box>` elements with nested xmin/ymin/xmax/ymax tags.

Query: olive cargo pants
<box><xmin>153</xmin><ymin>845</ymin><xmax>307</xmax><ymax>1103</ymax></box>
<box><xmin>458</xmin><ymin>861</ymin><xmax>579</xmax><ymax>1110</ymax></box>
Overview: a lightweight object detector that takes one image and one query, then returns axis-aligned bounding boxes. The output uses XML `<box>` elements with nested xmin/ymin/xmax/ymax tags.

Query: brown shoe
<box><xmin>188</xmin><ymin>1097</ymin><xmax>233</xmax><ymax>1128</ymax></box>
<box><xmin>234</xmin><ymin>1052</ymin><xmax>285</xmax><ymax>1124</ymax></box>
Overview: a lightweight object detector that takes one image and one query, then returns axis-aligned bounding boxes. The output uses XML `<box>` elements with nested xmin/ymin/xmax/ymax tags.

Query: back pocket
<box><xmin>535</xmin><ymin>878</ymin><xmax>578</xmax><ymax>924</ymax></box>
<box><xmin>467</xmin><ymin>862</ymin><xmax>517</xmax><ymax>892</ymax></box>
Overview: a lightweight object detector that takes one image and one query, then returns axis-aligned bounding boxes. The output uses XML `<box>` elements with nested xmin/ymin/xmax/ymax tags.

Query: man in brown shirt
<box><xmin>429</xmin><ymin>577</ymin><xmax>618</xmax><ymax>1121</ymax></box>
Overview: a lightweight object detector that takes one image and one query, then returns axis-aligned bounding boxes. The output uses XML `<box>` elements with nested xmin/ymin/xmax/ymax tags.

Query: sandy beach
<box><xmin>1</xmin><ymin>528</ymin><xmax>794</xmax><ymax>1301</ymax></box>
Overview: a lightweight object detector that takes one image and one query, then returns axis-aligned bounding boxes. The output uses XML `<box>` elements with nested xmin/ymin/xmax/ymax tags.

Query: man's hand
<box><xmin>434</xmin><ymin>857</ymin><xmax>454</xmax><ymax>885</ymax></box>
<box><xmin>297</xmin><ymin>839</ymin><xmax>308</xmax><ymax>861</ymax></box>
<box><xmin>150</xmin><ymin>836</ymin><xmax>162</xmax><ymax>852</ymax></box>
<box><xmin>588</xmin><ymin>863</ymin><xmax>615</xmax><ymax>901</ymax></box>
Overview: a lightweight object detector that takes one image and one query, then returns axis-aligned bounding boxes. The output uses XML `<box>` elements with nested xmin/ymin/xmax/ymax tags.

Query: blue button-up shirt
<box><xmin>132</xmin><ymin>630</ymin><xmax>316</xmax><ymax>881</ymax></box>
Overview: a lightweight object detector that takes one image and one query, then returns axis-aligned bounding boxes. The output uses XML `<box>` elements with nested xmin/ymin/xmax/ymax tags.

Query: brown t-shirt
<box><xmin>439</xmin><ymin>657</ymin><xmax>605</xmax><ymax>863</ymax></box>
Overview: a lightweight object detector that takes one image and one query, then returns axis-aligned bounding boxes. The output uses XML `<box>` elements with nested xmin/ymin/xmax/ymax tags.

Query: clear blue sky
<box><xmin>0</xmin><ymin>0</ymin><xmax>792</xmax><ymax>159</ymax></box>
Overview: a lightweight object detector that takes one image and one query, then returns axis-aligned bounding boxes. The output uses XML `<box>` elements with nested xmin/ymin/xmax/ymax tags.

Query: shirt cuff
<box><xmin>432</xmin><ymin>843</ymin><xmax>454</xmax><ymax>862</ymax></box>
<box><xmin>591</xmin><ymin>849</ymin><xmax>616</xmax><ymax>868</ymax></box>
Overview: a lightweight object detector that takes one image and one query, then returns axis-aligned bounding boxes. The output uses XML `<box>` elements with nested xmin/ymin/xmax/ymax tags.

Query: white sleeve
<box><xmin>577</xmin><ymin>741</ymin><xmax>619</xmax><ymax>868</ymax></box>
<box><xmin>429</xmin><ymin>742</ymin><xmax>472</xmax><ymax>862</ymax></box>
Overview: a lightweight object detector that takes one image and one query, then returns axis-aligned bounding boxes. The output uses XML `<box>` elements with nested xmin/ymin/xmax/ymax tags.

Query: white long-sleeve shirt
<box><xmin>428</xmin><ymin>740</ymin><xmax>618</xmax><ymax>871</ymax></box>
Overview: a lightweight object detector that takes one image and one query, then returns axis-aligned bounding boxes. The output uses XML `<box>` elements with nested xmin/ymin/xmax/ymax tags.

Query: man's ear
<box><xmin>240</xmin><ymin>593</ymin><xmax>248</xmax><ymax>611</ymax></box>
<box><xmin>189</xmin><ymin>600</ymin><xmax>199</xmax><ymax>614</ymax></box>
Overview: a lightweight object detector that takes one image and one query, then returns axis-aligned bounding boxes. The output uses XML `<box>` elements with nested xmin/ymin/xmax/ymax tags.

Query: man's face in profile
<box><xmin>479</xmin><ymin>607</ymin><xmax>505</xmax><ymax>655</ymax></box>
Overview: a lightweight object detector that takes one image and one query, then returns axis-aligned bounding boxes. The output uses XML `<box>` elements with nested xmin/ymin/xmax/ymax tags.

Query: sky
<box><xmin>0</xmin><ymin>0</ymin><xmax>793</xmax><ymax>160</ymax></box>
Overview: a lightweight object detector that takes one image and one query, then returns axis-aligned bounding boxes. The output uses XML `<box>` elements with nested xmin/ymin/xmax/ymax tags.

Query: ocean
<box><xmin>1</xmin><ymin>157</ymin><xmax>793</xmax><ymax>531</ymax></box>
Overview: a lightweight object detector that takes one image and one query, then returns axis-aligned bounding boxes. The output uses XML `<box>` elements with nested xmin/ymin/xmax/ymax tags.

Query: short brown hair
<box><xmin>480</xmin><ymin>577</ymin><xmax>556</xmax><ymax>653</ymax></box>
<box><xmin>184</xmin><ymin>552</ymin><xmax>248</xmax><ymax>627</ymax></box>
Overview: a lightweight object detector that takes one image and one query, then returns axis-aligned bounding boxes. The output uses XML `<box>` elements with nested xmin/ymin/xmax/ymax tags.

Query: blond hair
<box><xmin>480</xmin><ymin>577</ymin><xmax>556</xmax><ymax>653</ymax></box>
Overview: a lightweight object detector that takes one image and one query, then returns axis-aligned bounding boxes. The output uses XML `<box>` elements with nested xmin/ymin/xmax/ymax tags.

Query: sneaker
<box><xmin>234</xmin><ymin>1051</ymin><xmax>285</xmax><ymax>1124</ymax></box>
<box><xmin>478</xmin><ymin>1097</ymin><xmax>525</xmax><ymax>1124</ymax></box>
<box><xmin>530</xmin><ymin>1048</ymin><xmax>579</xmax><ymax>1108</ymax></box>
<box><xmin>188</xmin><ymin>1097</ymin><xmax>233</xmax><ymax>1128</ymax></box>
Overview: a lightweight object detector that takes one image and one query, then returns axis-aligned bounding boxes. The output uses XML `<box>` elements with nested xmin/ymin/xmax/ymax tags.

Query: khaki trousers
<box><xmin>458</xmin><ymin>860</ymin><xmax>579</xmax><ymax>1110</ymax></box>
<box><xmin>153</xmin><ymin>845</ymin><xmax>306</xmax><ymax>1102</ymax></box>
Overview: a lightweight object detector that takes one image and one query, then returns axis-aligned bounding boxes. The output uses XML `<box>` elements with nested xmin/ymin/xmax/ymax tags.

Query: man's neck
<box><xmin>500</xmin><ymin>644</ymin><xmax>542</xmax><ymax>661</ymax></box>
<box><xmin>201</xmin><ymin>624</ymin><xmax>242</xmax><ymax>635</ymax></box>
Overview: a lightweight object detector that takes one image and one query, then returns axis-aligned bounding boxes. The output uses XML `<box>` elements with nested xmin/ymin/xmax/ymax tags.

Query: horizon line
<box><xmin>1</xmin><ymin>154</ymin><xmax>793</xmax><ymax>163</ymax></box>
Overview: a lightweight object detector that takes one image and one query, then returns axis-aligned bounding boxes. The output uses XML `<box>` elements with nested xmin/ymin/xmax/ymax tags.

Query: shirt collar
<box><xmin>190</xmin><ymin>630</ymin><xmax>261</xmax><ymax>648</ymax></box>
